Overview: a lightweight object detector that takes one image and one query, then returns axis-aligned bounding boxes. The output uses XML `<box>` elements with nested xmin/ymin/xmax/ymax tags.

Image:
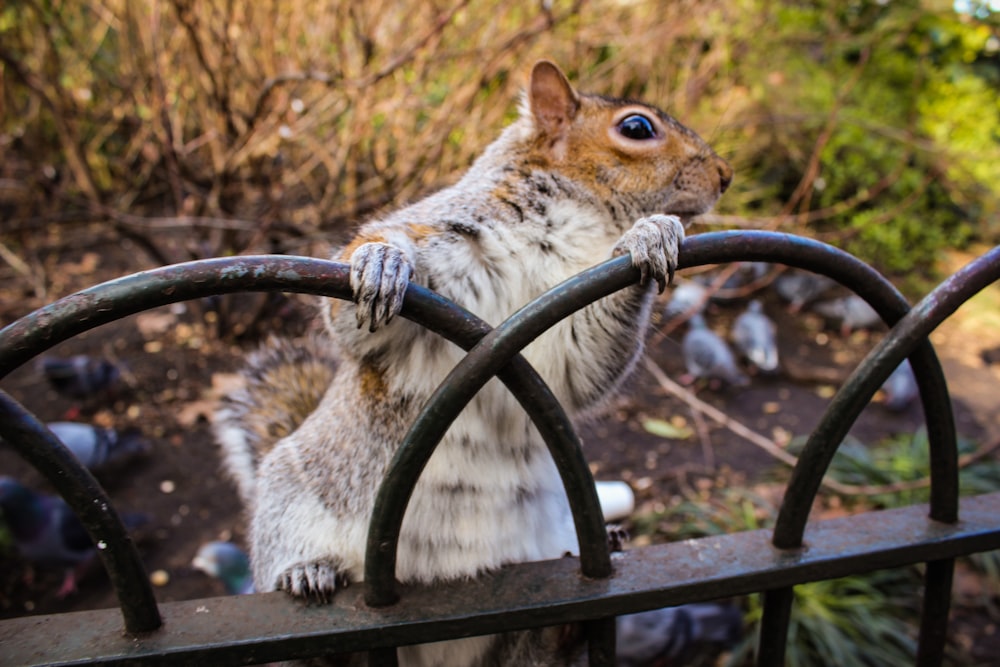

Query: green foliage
<box><xmin>724</xmin><ymin>1</ymin><xmax>999</xmax><ymax>275</ymax></box>
<box><xmin>808</xmin><ymin>428</ymin><xmax>1000</xmax><ymax>602</ymax></box>
<box><xmin>729</xmin><ymin>570</ymin><xmax>919</xmax><ymax>667</ymax></box>
<box><xmin>798</xmin><ymin>428</ymin><xmax>1000</xmax><ymax>508</ymax></box>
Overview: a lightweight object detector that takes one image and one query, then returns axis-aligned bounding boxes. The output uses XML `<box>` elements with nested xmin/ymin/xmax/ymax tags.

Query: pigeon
<box><xmin>811</xmin><ymin>295</ymin><xmax>882</xmax><ymax>336</ymax></box>
<box><xmin>192</xmin><ymin>541</ymin><xmax>255</xmax><ymax>595</ymax></box>
<box><xmin>663</xmin><ymin>280</ymin><xmax>708</xmax><ymax>321</ymax></box>
<box><xmin>682</xmin><ymin>314</ymin><xmax>750</xmax><ymax>388</ymax></box>
<box><xmin>730</xmin><ymin>300</ymin><xmax>779</xmax><ymax>373</ymax></box>
<box><xmin>616</xmin><ymin>602</ymin><xmax>744</xmax><ymax>666</ymax></box>
<box><xmin>42</xmin><ymin>422</ymin><xmax>152</xmax><ymax>473</ymax></box>
<box><xmin>773</xmin><ymin>270</ymin><xmax>837</xmax><ymax>313</ymax></box>
<box><xmin>707</xmin><ymin>262</ymin><xmax>771</xmax><ymax>304</ymax></box>
<box><xmin>880</xmin><ymin>360</ymin><xmax>918</xmax><ymax>412</ymax></box>
<box><xmin>39</xmin><ymin>355</ymin><xmax>123</xmax><ymax>402</ymax></box>
<box><xmin>0</xmin><ymin>476</ymin><xmax>148</xmax><ymax>597</ymax></box>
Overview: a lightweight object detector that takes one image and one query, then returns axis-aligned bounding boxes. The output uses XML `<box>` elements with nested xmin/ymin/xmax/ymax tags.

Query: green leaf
<box><xmin>641</xmin><ymin>418</ymin><xmax>693</xmax><ymax>440</ymax></box>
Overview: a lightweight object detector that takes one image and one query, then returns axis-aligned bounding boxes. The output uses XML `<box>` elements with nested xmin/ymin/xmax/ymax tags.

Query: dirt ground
<box><xmin>1</xmin><ymin>236</ymin><xmax>999</xmax><ymax>661</ymax></box>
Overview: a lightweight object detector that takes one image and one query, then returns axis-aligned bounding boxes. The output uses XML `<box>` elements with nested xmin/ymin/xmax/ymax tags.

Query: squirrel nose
<box><xmin>716</xmin><ymin>159</ymin><xmax>734</xmax><ymax>193</ymax></box>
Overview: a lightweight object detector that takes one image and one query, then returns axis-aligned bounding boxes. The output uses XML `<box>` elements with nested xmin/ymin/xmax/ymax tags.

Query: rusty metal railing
<box><xmin>0</xmin><ymin>231</ymin><xmax>998</xmax><ymax>666</ymax></box>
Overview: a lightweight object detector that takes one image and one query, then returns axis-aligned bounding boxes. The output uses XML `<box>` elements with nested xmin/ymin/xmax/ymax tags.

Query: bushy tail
<box><xmin>213</xmin><ymin>334</ymin><xmax>339</xmax><ymax>507</ymax></box>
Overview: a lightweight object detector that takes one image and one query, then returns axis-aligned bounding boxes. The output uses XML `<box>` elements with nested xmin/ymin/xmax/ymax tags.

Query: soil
<box><xmin>1</xmin><ymin>236</ymin><xmax>999</xmax><ymax>662</ymax></box>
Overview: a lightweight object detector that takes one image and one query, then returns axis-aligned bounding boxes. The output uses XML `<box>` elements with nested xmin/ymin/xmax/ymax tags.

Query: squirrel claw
<box><xmin>278</xmin><ymin>559</ymin><xmax>348</xmax><ymax>602</ymax></box>
<box><xmin>350</xmin><ymin>242</ymin><xmax>413</xmax><ymax>332</ymax></box>
<box><xmin>614</xmin><ymin>214</ymin><xmax>684</xmax><ymax>293</ymax></box>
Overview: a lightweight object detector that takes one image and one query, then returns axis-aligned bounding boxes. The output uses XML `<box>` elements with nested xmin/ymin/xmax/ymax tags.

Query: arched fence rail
<box><xmin>0</xmin><ymin>230</ymin><xmax>998</xmax><ymax>666</ymax></box>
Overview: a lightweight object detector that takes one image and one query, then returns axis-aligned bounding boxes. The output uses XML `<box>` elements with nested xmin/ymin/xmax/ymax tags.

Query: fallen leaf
<box><xmin>815</xmin><ymin>385</ymin><xmax>836</xmax><ymax>399</ymax></box>
<box><xmin>642</xmin><ymin>417</ymin><xmax>693</xmax><ymax>440</ymax></box>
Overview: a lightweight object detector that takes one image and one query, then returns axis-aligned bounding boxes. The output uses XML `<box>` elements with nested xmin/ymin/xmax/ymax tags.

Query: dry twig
<box><xmin>640</xmin><ymin>354</ymin><xmax>971</xmax><ymax>498</ymax></box>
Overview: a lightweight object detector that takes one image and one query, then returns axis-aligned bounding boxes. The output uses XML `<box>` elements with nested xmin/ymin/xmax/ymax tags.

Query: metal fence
<box><xmin>1</xmin><ymin>230</ymin><xmax>999</xmax><ymax>666</ymax></box>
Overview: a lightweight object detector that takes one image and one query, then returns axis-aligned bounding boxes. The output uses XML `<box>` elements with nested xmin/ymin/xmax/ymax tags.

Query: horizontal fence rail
<box><xmin>3</xmin><ymin>494</ymin><xmax>1000</xmax><ymax>667</ymax></box>
<box><xmin>0</xmin><ymin>231</ymin><xmax>997</xmax><ymax>666</ymax></box>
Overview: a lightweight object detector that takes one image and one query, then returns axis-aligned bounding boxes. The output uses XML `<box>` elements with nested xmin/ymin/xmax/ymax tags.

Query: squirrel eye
<box><xmin>617</xmin><ymin>114</ymin><xmax>657</xmax><ymax>140</ymax></box>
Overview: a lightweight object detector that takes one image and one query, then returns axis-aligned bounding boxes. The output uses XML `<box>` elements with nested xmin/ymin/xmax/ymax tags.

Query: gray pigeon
<box><xmin>663</xmin><ymin>280</ymin><xmax>708</xmax><ymax>321</ymax></box>
<box><xmin>616</xmin><ymin>602</ymin><xmax>744</xmax><ymax>666</ymax></box>
<box><xmin>0</xmin><ymin>476</ymin><xmax>148</xmax><ymax>597</ymax></box>
<box><xmin>44</xmin><ymin>422</ymin><xmax>152</xmax><ymax>473</ymax></box>
<box><xmin>39</xmin><ymin>355</ymin><xmax>123</xmax><ymax>401</ymax></box>
<box><xmin>811</xmin><ymin>295</ymin><xmax>882</xmax><ymax>336</ymax></box>
<box><xmin>682</xmin><ymin>314</ymin><xmax>749</xmax><ymax>388</ymax></box>
<box><xmin>880</xmin><ymin>360</ymin><xmax>918</xmax><ymax>412</ymax></box>
<box><xmin>774</xmin><ymin>270</ymin><xmax>837</xmax><ymax>313</ymax></box>
<box><xmin>708</xmin><ymin>262</ymin><xmax>771</xmax><ymax>304</ymax></box>
<box><xmin>193</xmin><ymin>541</ymin><xmax>255</xmax><ymax>595</ymax></box>
<box><xmin>731</xmin><ymin>300</ymin><xmax>779</xmax><ymax>373</ymax></box>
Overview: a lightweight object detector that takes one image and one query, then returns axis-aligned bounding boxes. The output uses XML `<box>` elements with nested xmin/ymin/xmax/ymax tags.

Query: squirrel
<box><xmin>213</xmin><ymin>60</ymin><xmax>732</xmax><ymax>666</ymax></box>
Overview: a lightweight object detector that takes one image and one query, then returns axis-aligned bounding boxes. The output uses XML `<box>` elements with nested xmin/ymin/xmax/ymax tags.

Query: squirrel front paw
<box><xmin>277</xmin><ymin>559</ymin><xmax>350</xmax><ymax>603</ymax></box>
<box><xmin>613</xmin><ymin>214</ymin><xmax>685</xmax><ymax>293</ymax></box>
<box><xmin>350</xmin><ymin>242</ymin><xmax>413</xmax><ymax>332</ymax></box>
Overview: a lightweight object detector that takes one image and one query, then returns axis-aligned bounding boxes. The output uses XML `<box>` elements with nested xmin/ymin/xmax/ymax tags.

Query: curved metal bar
<box><xmin>0</xmin><ymin>255</ymin><xmax>614</xmax><ymax>653</ymax></box>
<box><xmin>0</xmin><ymin>256</ymin><xmax>353</xmax><ymax>380</ymax></box>
<box><xmin>0</xmin><ymin>390</ymin><xmax>162</xmax><ymax>633</ymax></box>
<box><xmin>371</xmin><ymin>285</ymin><xmax>618</xmax><ymax>610</ymax></box>
<box><xmin>759</xmin><ymin>245</ymin><xmax>1000</xmax><ymax>667</ymax></box>
<box><xmin>772</xmin><ymin>244</ymin><xmax>1000</xmax><ymax>547</ymax></box>
<box><xmin>363</xmin><ymin>257</ymin><xmax>638</xmax><ymax>607</ymax></box>
<box><xmin>0</xmin><ymin>256</ymin><xmax>354</xmax><ymax>634</ymax></box>
<box><xmin>678</xmin><ymin>232</ymin><xmax>957</xmax><ymax>525</ymax></box>
<box><xmin>0</xmin><ymin>236</ymin><xmax>966</xmax><ymax>664</ymax></box>
<box><xmin>362</xmin><ymin>230</ymin><xmax>956</xmax><ymax>610</ymax></box>
<box><xmin>685</xmin><ymin>234</ymin><xmax>958</xmax><ymax>667</ymax></box>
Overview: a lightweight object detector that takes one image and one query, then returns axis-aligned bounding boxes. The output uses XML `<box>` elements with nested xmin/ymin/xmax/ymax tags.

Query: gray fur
<box><xmin>216</xmin><ymin>61</ymin><xmax>731</xmax><ymax>666</ymax></box>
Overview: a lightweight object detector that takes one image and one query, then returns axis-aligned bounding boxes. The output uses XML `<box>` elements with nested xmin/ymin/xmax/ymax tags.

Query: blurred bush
<box><xmin>0</xmin><ymin>0</ymin><xmax>997</xmax><ymax>295</ymax></box>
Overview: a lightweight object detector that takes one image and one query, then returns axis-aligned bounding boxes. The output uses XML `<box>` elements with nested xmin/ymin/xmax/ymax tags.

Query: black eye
<box><xmin>617</xmin><ymin>114</ymin><xmax>657</xmax><ymax>140</ymax></box>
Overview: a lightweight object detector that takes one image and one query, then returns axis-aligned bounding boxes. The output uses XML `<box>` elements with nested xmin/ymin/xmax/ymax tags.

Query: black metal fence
<box><xmin>1</xmin><ymin>230</ymin><xmax>999</xmax><ymax>666</ymax></box>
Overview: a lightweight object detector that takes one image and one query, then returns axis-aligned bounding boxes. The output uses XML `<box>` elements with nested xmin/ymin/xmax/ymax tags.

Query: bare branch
<box><xmin>641</xmin><ymin>355</ymin><xmax>952</xmax><ymax>498</ymax></box>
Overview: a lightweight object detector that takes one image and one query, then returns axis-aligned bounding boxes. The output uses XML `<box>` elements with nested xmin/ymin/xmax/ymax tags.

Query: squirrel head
<box><xmin>522</xmin><ymin>60</ymin><xmax>732</xmax><ymax>223</ymax></box>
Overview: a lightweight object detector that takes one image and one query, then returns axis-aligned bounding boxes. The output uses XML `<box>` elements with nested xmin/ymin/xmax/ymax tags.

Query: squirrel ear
<box><xmin>528</xmin><ymin>60</ymin><xmax>580</xmax><ymax>137</ymax></box>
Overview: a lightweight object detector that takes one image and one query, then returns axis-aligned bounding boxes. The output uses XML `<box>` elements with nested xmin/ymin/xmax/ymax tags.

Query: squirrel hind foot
<box><xmin>277</xmin><ymin>559</ymin><xmax>350</xmax><ymax>603</ymax></box>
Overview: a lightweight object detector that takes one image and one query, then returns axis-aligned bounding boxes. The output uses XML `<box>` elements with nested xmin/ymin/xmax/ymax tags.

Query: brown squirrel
<box><xmin>214</xmin><ymin>60</ymin><xmax>731</xmax><ymax>666</ymax></box>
